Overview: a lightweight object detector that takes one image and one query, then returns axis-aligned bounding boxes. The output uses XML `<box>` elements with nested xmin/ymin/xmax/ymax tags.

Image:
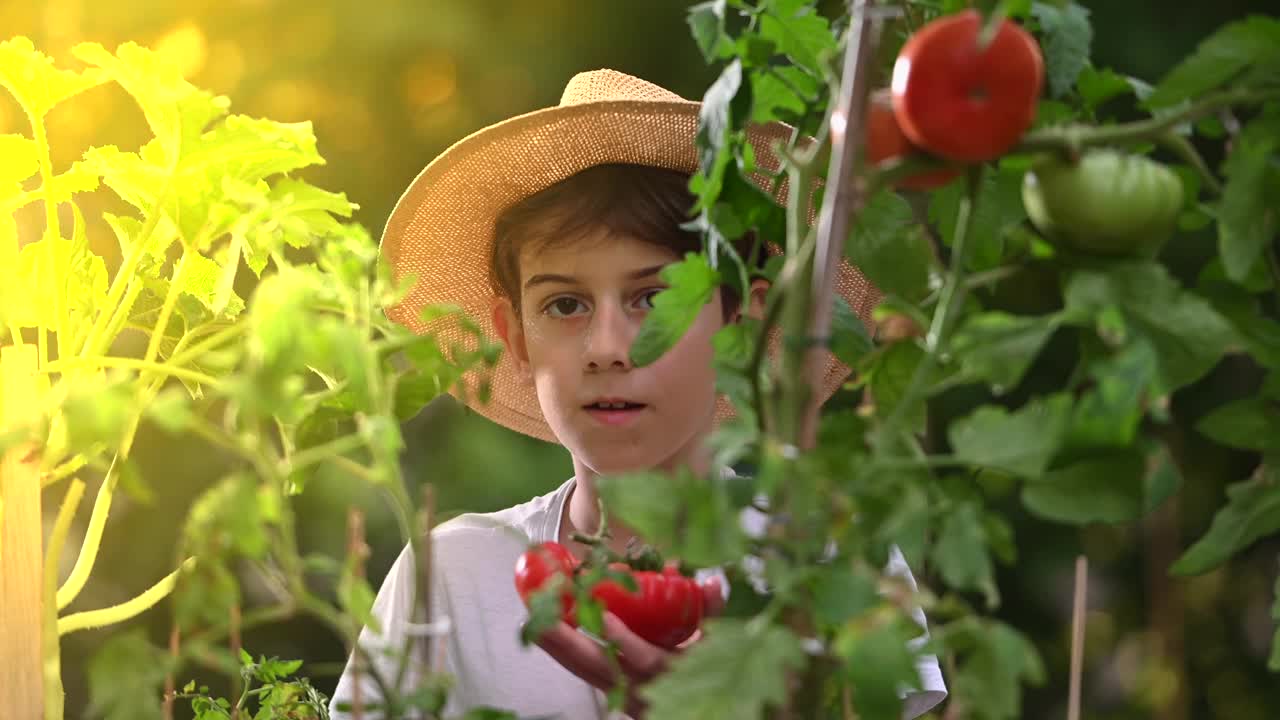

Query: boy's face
<box><xmin>493</xmin><ymin>229</ymin><xmax>725</xmax><ymax>476</ymax></box>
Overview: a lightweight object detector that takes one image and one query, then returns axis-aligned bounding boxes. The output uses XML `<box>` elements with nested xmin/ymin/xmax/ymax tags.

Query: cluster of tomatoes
<box><xmin>870</xmin><ymin>9</ymin><xmax>1184</xmax><ymax>257</ymax></box>
<box><xmin>514</xmin><ymin>541</ymin><xmax>711</xmax><ymax>650</ymax></box>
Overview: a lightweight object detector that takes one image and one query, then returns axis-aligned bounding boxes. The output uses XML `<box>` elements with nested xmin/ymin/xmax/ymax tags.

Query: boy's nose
<box><xmin>583</xmin><ymin>303</ymin><xmax>635</xmax><ymax>371</ymax></box>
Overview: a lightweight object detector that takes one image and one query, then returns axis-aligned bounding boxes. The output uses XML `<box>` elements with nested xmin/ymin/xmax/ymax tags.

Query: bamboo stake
<box><xmin>800</xmin><ymin>0</ymin><xmax>881</xmax><ymax>450</ymax></box>
<box><xmin>0</xmin><ymin>345</ymin><xmax>46</xmax><ymax>712</ymax></box>
<box><xmin>1067</xmin><ymin>555</ymin><xmax>1088</xmax><ymax>720</ymax></box>
<box><xmin>1</xmin><ymin>343</ymin><xmax>45</xmax><ymax>719</ymax></box>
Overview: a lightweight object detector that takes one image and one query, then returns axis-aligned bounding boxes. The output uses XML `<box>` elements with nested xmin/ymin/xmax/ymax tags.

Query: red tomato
<box><xmin>866</xmin><ymin>88</ymin><xmax>960</xmax><ymax>190</ymax></box>
<box><xmin>590</xmin><ymin>564</ymin><xmax>706</xmax><ymax>649</ymax></box>
<box><xmin>891</xmin><ymin>9</ymin><xmax>1044</xmax><ymax>162</ymax></box>
<box><xmin>514</xmin><ymin>541</ymin><xmax>578</xmax><ymax>619</ymax></box>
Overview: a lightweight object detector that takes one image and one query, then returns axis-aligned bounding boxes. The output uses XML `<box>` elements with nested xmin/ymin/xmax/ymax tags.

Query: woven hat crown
<box><xmin>559</xmin><ymin>69</ymin><xmax>688</xmax><ymax>106</ymax></box>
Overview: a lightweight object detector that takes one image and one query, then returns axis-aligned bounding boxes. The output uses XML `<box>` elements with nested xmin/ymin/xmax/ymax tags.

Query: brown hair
<box><xmin>489</xmin><ymin>163</ymin><xmax>763</xmax><ymax>318</ymax></box>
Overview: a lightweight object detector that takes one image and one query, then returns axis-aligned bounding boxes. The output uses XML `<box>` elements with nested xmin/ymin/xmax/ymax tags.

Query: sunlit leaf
<box><xmin>0</xmin><ymin>37</ymin><xmax>107</xmax><ymax>119</ymax></box>
<box><xmin>630</xmin><ymin>253</ymin><xmax>721</xmax><ymax>367</ymax></box>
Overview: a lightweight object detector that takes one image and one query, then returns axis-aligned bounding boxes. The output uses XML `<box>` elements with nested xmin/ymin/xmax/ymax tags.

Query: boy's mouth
<box><xmin>583</xmin><ymin>398</ymin><xmax>648</xmax><ymax>425</ymax></box>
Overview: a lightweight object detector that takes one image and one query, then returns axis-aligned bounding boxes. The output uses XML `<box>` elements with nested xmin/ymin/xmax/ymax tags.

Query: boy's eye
<box><xmin>637</xmin><ymin>289</ymin><xmax>664</xmax><ymax>310</ymax></box>
<box><xmin>545</xmin><ymin>297</ymin><xmax>587</xmax><ymax>318</ymax></box>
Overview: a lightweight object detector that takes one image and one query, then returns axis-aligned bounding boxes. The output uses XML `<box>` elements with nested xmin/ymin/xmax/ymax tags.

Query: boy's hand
<box><xmin>531</xmin><ymin>577</ymin><xmax>724</xmax><ymax>719</ymax></box>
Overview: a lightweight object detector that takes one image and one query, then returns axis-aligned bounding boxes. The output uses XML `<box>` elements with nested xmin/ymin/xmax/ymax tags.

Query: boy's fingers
<box><xmin>532</xmin><ymin>622</ymin><xmax>618</xmax><ymax>690</ymax></box>
<box><xmin>701</xmin><ymin>576</ymin><xmax>726</xmax><ymax>617</ymax></box>
<box><xmin>601</xmin><ymin>613</ymin><xmax>669</xmax><ymax>679</ymax></box>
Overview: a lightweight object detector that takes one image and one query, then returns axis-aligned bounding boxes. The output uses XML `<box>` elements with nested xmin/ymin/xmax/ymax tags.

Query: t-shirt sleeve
<box><xmin>328</xmin><ymin>540</ymin><xmax>459</xmax><ymax>720</ymax></box>
<box><xmin>885</xmin><ymin>545</ymin><xmax>948</xmax><ymax>719</ymax></box>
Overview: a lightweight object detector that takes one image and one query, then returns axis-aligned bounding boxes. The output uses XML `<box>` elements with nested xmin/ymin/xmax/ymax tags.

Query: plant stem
<box><xmin>1016</xmin><ymin>88</ymin><xmax>1280</xmax><ymax>158</ymax></box>
<box><xmin>41</xmin><ymin>355</ymin><xmax>222</xmax><ymax>388</ymax></box>
<box><xmin>880</xmin><ymin>167</ymin><xmax>984</xmax><ymax>438</ymax></box>
<box><xmin>30</xmin><ymin>113</ymin><xmax>62</xmax><ymax>369</ymax></box>
<box><xmin>43</xmin><ymin>479</ymin><xmax>84</xmax><ymax>720</ymax></box>
<box><xmin>55</xmin><ymin>461</ymin><xmax>115</xmax><ymax>610</ymax></box>
<box><xmin>144</xmin><ymin>249</ymin><xmax>191</xmax><ymax>364</ymax></box>
<box><xmin>1158</xmin><ymin>132</ymin><xmax>1223</xmax><ymax>196</ymax></box>
<box><xmin>57</xmin><ymin>557</ymin><xmax>195</xmax><ymax>635</ymax></box>
<box><xmin>282</xmin><ymin>433</ymin><xmax>368</xmax><ymax>475</ymax></box>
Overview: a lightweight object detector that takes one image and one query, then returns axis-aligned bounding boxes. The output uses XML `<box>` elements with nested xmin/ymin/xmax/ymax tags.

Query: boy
<box><xmin>330</xmin><ymin>69</ymin><xmax>947</xmax><ymax>719</ymax></box>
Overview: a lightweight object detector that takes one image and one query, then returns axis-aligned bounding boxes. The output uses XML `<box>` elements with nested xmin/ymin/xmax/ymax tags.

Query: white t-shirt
<box><xmin>330</xmin><ymin>478</ymin><xmax>948</xmax><ymax>719</ymax></box>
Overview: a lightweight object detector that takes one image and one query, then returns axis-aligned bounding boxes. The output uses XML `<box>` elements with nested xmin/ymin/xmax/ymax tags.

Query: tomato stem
<box><xmin>1157</xmin><ymin>131</ymin><xmax>1223</xmax><ymax>196</ymax></box>
<box><xmin>1016</xmin><ymin>87</ymin><xmax>1280</xmax><ymax>157</ymax></box>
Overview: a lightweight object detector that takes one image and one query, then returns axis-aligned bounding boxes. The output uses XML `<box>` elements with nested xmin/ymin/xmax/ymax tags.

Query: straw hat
<box><xmin>380</xmin><ymin>69</ymin><xmax>879</xmax><ymax>443</ymax></box>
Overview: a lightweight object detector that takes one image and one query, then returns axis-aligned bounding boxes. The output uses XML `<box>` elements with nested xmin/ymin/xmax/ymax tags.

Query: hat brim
<box><xmin>381</xmin><ymin>98</ymin><xmax>880</xmax><ymax>443</ymax></box>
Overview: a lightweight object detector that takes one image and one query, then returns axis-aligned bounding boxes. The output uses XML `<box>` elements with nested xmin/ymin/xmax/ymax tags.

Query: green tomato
<box><xmin>1021</xmin><ymin>150</ymin><xmax>1184</xmax><ymax>257</ymax></box>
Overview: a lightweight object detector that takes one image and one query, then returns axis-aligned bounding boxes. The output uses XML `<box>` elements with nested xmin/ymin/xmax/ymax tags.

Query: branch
<box><xmin>58</xmin><ymin>557</ymin><xmax>196</xmax><ymax>635</ymax></box>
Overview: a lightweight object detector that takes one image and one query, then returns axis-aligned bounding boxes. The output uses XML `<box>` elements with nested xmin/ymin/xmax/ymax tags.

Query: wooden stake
<box><xmin>1067</xmin><ymin>555</ymin><xmax>1088</xmax><ymax>720</ymax></box>
<box><xmin>1</xmin><ymin>344</ymin><xmax>45</xmax><ymax>719</ymax></box>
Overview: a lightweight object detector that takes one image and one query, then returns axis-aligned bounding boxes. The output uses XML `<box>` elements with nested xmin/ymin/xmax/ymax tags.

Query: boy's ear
<box><xmin>733</xmin><ymin>278</ymin><xmax>771</xmax><ymax>323</ymax></box>
<box><xmin>491</xmin><ymin>297</ymin><xmax>533</xmax><ymax>386</ymax></box>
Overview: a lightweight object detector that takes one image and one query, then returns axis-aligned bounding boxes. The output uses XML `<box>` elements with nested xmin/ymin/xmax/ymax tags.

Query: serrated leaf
<box><xmin>73</xmin><ymin>41</ymin><xmax>228</xmax><ymax>164</ymax></box>
<box><xmin>949</xmin><ymin>393</ymin><xmax>1071</xmax><ymax>478</ymax></box>
<box><xmin>831</xmin><ymin>295</ymin><xmax>873</xmax><ymax>367</ymax></box>
<box><xmin>596</xmin><ymin>468</ymin><xmax>746</xmax><ymax>568</ymax></box>
<box><xmin>630</xmin><ymin>253</ymin><xmax>720</xmax><ymax>367</ymax></box>
<box><xmin>0</xmin><ymin>134</ymin><xmax>38</xmax><ymax>190</ymax></box>
<box><xmin>1064</xmin><ymin>339</ymin><xmax>1158</xmax><ymax>450</ymax></box>
<box><xmin>843</xmin><ymin>619</ymin><xmax>922</xmax><ymax>720</ymax></box>
<box><xmin>86</xmin><ymin>629</ymin><xmax>170</xmax><ymax>720</ymax></box>
<box><xmin>1172</xmin><ymin>464</ymin><xmax>1280</xmax><ymax>575</ymax></box>
<box><xmin>928</xmin><ymin>169</ymin><xmax>1025</xmax><ymax>271</ymax></box>
<box><xmin>947</xmin><ymin>619</ymin><xmax>1045</xmax><ymax>720</ymax></box>
<box><xmin>758</xmin><ymin>0</ymin><xmax>835</xmax><ymax>76</ymax></box>
<box><xmin>811</xmin><ymin>565</ymin><xmax>878</xmax><ymax>628</ymax></box>
<box><xmin>868</xmin><ymin>341</ymin><xmax>927</xmax><ymax>432</ymax></box>
<box><xmin>3</xmin><ymin>234</ymin><xmax>108</xmax><ymax>331</ymax></box>
<box><xmin>749</xmin><ymin>66</ymin><xmax>814</xmax><ymax>124</ymax></box>
<box><xmin>1063</xmin><ymin>262</ymin><xmax>1239</xmax><ymax>394</ymax></box>
<box><xmin>0</xmin><ymin>37</ymin><xmax>107</xmax><ymax>119</ymax></box>
<box><xmin>1197</xmin><ymin>396</ymin><xmax>1280</xmax><ymax>450</ymax></box>
<box><xmin>932</xmin><ymin>502</ymin><xmax>999</xmax><ymax>606</ymax></box>
<box><xmin>950</xmin><ymin>311</ymin><xmax>1060</xmax><ymax>392</ymax></box>
<box><xmin>1031</xmin><ymin>2</ymin><xmax>1093</xmax><ymax>98</ymax></box>
<box><xmin>846</xmin><ymin>190</ymin><xmax>935</xmax><ymax>301</ymax></box>
<box><xmin>1146</xmin><ymin>16</ymin><xmax>1280</xmax><ymax>108</ymax></box>
<box><xmin>641</xmin><ymin>619</ymin><xmax>805</xmax><ymax>720</ymax></box>
<box><xmin>689</xmin><ymin>1</ymin><xmax>733</xmax><ymax>62</ymax></box>
<box><xmin>1022</xmin><ymin>449</ymin><xmax>1146</xmax><ymax>524</ymax></box>
<box><xmin>1076</xmin><ymin>65</ymin><xmax>1134</xmax><ymax>112</ymax></box>
<box><xmin>1218</xmin><ymin>123</ymin><xmax>1278</xmax><ymax>282</ymax></box>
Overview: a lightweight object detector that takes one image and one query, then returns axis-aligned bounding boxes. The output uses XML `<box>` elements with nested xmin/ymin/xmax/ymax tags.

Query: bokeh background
<box><xmin>3</xmin><ymin>0</ymin><xmax>1278</xmax><ymax>718</ymax></box>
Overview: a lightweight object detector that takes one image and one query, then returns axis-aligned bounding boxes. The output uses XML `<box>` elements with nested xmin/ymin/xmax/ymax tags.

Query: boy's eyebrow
<box><xmin>522</xmin><ymin>264</ymin><xmax>668</xmax><ymax>291</ymax></box>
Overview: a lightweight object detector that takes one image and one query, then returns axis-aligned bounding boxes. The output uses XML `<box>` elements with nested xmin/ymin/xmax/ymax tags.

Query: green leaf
<box><xmin>949</xmin><ymin>394</ymin><xmax>1071</xmax><ymax>478</ymax></box>
<box><xmin>596</xmin><ymin>468</ymin><xmax>746</xmax><ymax>568</ymax></box>
<box><xmin>842</xmin><ymin>618</ymin><xmax>922</xmax><ymax>720</ymax></box>
<box><xmin>1063</xmin><ymin>262</ymin><xmax>1238</xmax><ymax>394</ymax></box>
<box><xmin>1031</xmin><ymin>2</ymin><xmax>1093</xmax><ymax>98</ymax></box>
<box><xmin>831</xmin><ymin>295</ymin><xmax>873</xmax><ymax>368</ymax></box>
<box><xmin>749</xmin><ymin>66</ymin><xmax>815</xmax><ymax>124</ymax></box>
<box><xmin>60</xmin><ymin>373</ymin><xmax>136</xmax><ymax>451</ymax></box>
<box><xmin>630</xmin><ymin>253</ymin><xmax>720</xmax><ymax>367</ymax></box>
<box><xmin>1075</xmin><ymin>65</ymin><xmax>1134</xmax><ymax>112</ymax></box>
<box><xmin>1146</xmin><ymin>16</ymin><xmax>1280</xmax><ymax>108</ymax></box>
<box><xmin>0</xmin><ymin>37</ymin><xmax>107</xmax><ymax>119</ymax></box>
<box><xmin>946</xmin><ymin>619</ymin><xmax>1045</xmax><ymax>720</ymax></box>
<box><xmin>0</xmin><ymin>134</ymin><xmax>38</xmax><ymax>191</ymax></box>
<box><xmin>86</xmin><ymin>629</ymin><xmax>170</xmax><ymax>720</ymax></box>
<box><xmin>846</xmin><ymin>190</ymin><xmax>935</xmax><ymax>301</ymax></box>
<box><xmin>1197</xmin><ymin>396</ymin><xmax>1280</xmax><ymax>451</ymax></box>
<box><xmin>1172</xmin><ymin>464</ymin><xmax>1280</xmax><ymax>575</ymax></box>
<box><xmin>73</xmin><ymin>41</ymin><xmax>228</xmax><ymax>163</ymax></box>
<box><xmin>811</xmin><ymin>565</ymin><xmax>878</xmax><ymax>628</ymax></box>
<box><xmin>641</xmin><ymin>618</ymin><xmax>805</xmax><ymax>720</ymax></box>
<box><xmin>950</xmin><ymin>311</ymin><xmax>1060</xmax><ymax>392</ymax></box>
<box><xmin>758</xmin><ymin>0</ymin><xmax>835</xmax><ymax>76</ymax></box>
<box><xmin>932</xmin><ymin>502</ymin><xmax>999</xmax><ymax>607</ymax></box>
<box><xmin>1063</xmin><ymin>339</ymin><xmax>1159</xmax><ymax>450</ymax></box>
<box><xmin>688</xmin><ymin>1</ymin><xmax>733</xmax><ymax>62</ymax></box>
<box><xmin>1022</xmin><ymin>449</ymin><xmax>1147</xmax><ymax>524</ymax></box>
<box><xmin>928</xmin><ymin>169</ymin><xmax>1026</xmax><ymax>271</ymax></box>
<box><xmin>1217</xmin><ymin>121</ymin><xmax>1278</xmax><ymax>282</ymax></box>
<box><xmin>2</xmin><ymin>234</ymin><xmax>108</xmax><ymax>331</ymax></box>
<box><xmin>868</xmin><ymin>341</ymin><xmax>927</xmax><ymax>432</ymax></box>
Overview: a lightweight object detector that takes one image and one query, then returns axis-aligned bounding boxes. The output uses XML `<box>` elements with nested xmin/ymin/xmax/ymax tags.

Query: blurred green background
<box><xmin>3</xmin><ymin>0</ymin><xmax>1278</xmax><ymax>718</ymax></box>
